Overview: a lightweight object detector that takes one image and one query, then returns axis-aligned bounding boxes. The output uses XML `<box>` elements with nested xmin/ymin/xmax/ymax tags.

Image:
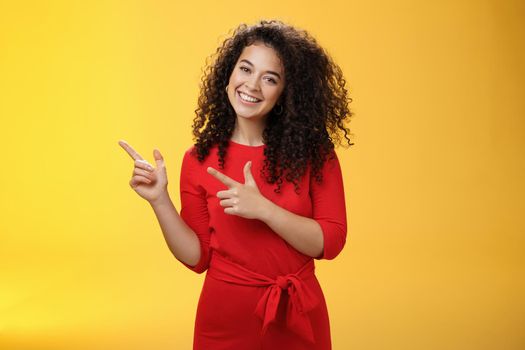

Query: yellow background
<box><xmin>1</xmin><ymin>0</ymin><xmax>524</xmax><ymax>349</ymax></box>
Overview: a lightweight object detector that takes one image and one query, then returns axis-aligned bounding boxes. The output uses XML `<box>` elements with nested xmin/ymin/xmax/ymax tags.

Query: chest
<box><xmin>201</xmin><ymin>158</ymin><xmax>313</xmax><ymax>221</ymax></box>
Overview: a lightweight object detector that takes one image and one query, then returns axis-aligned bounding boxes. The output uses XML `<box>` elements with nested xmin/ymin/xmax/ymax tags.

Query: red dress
<box><xmin>178</xmin><ymin>139</ymin><xmax>347</xmax><ymax>350</ymax></box>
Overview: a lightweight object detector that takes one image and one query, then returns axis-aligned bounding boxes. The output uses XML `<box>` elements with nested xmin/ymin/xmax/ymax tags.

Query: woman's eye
<box><xmin>239</xmin><ymin>66</ymin><xmax>277</xmax><ymax>84</ymax></box>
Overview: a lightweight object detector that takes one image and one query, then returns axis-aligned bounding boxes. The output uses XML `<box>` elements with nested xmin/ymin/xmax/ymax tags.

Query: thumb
<box><xmin>153</xmin><ymin>149</ymin><xmax>165</xmax><ymax>167</ymax></box>
<box><xmin>243</xmin><ymin>161</ymin><xmax>255</xmax><ymax>185</ymax></box>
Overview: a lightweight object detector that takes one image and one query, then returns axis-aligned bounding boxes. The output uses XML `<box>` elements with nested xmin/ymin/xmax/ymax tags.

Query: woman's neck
<box><xmin>230</xmin><ymin>117</ymin><xmax>266</xmax><ymax>146</ymax></box>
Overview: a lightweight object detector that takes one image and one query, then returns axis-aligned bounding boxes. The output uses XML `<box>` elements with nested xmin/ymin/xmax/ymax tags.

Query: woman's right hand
<box><xmin>118</xmin><ymin>140</ymin><xmax>169</xmax><ymax>205</ymax></box>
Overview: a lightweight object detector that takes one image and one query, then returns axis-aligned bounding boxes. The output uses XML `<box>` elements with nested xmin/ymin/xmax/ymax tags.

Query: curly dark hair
<box><xmin>191</xmin><ymin>19</ymin><xmax>354</xmax><ymax>193</ymax></box>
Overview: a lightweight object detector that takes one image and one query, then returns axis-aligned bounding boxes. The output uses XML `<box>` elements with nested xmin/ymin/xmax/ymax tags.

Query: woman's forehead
<box><xmin>238</xmin><ymin>43</ymin><xmax>284</xmax><ymax>73</ymax></box>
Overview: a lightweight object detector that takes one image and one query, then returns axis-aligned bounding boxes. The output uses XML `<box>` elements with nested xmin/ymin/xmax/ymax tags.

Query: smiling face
<box><xmin>226</xmin><ymin>41</ymin><xmax>286</xmax><ymax>123</ymax></box>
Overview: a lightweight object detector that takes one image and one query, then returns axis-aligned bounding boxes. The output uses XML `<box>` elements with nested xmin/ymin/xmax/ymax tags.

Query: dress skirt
<box><xmin>192</xmin><ymin>251</ymin><xmax>332</xmax><ymax>350</ymax></box>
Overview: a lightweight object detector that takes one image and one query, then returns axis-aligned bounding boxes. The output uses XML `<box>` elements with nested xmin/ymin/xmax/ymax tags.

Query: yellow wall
<box><xmin>1</xmin><ymin>1</ymin><xmax>523</xmax><ymax>349</ymax></box>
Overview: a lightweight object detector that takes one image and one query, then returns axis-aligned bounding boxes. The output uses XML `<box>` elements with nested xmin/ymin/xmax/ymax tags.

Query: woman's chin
<box><xmin>234</xmin><ymin>109</ymin><xmax>268</xmax><ymax>121</ymax></box>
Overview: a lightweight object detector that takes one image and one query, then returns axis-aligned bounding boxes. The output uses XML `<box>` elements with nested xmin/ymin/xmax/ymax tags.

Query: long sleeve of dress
<box><xmin>178</xmin><ymin>148</ymin><xmax>212</xmax><ymax>274</ymax></box>
<box><xmin>310</xmin><ymin>150</ymin><xmax>348</xmax><ymax>260</ymax></box>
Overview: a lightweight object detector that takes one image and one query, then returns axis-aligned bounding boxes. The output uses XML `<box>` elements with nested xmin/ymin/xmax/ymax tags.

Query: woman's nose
<box><xmin>244</xmin><ymin>78</ymin><xmax>260</xmax><ymax>91</ymax></box>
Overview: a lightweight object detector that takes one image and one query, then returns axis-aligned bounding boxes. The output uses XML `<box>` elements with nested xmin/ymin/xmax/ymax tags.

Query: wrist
<box><xmin>258</xmin><ymin>197</ymin><xmax>277</xmax><ymax>223</ymax></box>
<box><xmin>149</xmin><ymin>191</ymin><xmax>172</xmax><ymax>208</ymax></box>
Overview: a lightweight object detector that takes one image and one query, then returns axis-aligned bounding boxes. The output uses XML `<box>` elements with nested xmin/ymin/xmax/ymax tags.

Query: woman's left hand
<box><xmin>207</xmin><ymin>161</ymin><xmax>272</xmax><ymax>220</ymax></box>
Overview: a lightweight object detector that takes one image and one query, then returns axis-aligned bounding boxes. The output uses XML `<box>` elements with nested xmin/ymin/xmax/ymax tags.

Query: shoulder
<box><xmin>182</xmin><ymin>143</ymin><xmax>220</xmax><ymax>166</ymax></box>
<box><xmin>183</xmin><ymin>144</ymin><xmax>197</xmax><ymax>158</ymax></box>
<box><xmin>316</xmin><ymin>148</ymin><xmax>341</xmax><ymax>173</ymax></box>
<box><xmin>181</xmin><ymin>145</ymin><xmax>200</xmax><ymax>171</ymax></box>
<box><xmin>183</xmin><ymin>144</ymin><xmax>209</xmax><ymax>161</ymax></box>
<box><xmin>325</xmin><ymin>148</ymin><xmax>340</xmax><ymax>166</ymax></box>
<box><xmin>309</xmin><ymin>148</ymin><xmax>342</xmax><ymax>183</ymax></box>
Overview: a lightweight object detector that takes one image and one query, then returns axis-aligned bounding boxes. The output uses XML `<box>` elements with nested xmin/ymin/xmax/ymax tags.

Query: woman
<box><xmin>119</xmin><ymin>19</ymin><xmax>353</xmax><ymax>350</ymax></box>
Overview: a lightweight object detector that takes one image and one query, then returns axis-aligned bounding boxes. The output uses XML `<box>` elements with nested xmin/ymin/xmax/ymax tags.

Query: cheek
<box><xmin>227</xmin><ymin>75</ymin><xmax>239</xmax><ymax>94</ymax></box>
<box><xmin>266</xmin><ymin>88</ymin><xmax>283</xmax><ymax>103</ymax></box>
<box><xmin>229</xmin><ymin>71</ymin><xmax>242</xmax><ymax>85</ymax></box>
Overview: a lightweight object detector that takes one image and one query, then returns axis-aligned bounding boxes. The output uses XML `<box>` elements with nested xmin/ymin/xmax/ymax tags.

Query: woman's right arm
<box><xmin>118</xmin><ymin>140</ymin><xmax>202</xmax><ymax>268</ymax></box>
<box><xmin>149</xmin><ymin>193</ymin><xmax>201</xmax><ymax>267</ymax></box>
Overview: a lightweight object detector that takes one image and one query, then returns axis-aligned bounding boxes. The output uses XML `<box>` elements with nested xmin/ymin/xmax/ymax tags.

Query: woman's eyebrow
<box><xmin>240</xmin><ymin>59</ymin><xmax>282</xmax><ymax>79</ymax></box>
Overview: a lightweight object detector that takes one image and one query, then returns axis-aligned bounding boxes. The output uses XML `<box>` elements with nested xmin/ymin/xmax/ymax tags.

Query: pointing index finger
<box><xmin>207</xmin><ymin>167</ymin><xmax>238</xmax><ymax>188</ymax></box>
<box><xmin>118</xmin><ymin>140</ymin><xmax>144</xmax><ymax>161</ymax></box>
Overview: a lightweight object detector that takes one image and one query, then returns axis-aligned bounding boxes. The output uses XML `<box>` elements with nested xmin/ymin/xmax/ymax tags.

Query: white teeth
<box><xmin>239</xmin><ymin>92</ymin><xmax>261</xmax><ymax>103</ymax></box>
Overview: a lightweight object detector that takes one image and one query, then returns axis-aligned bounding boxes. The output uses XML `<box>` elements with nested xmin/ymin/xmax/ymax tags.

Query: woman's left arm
<box><xmin>260</xmin><ymin>151</ymin><xmax>348</xmax><ymax>259</ymax></box>
<box><xmin>259</xmin><ymin>198</ymin><xmax>325</xmax><ymax>258</ymax></box>
<box><xmin>207</xmin><ymin>151</ymin><xmax>348</xmax><ymax>259</ymax></box>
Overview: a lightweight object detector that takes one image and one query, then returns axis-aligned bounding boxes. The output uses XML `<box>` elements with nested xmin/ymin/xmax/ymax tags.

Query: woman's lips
<box><xmin>237</xmin><ymin>90</ymin><xmax>262</xmax><ymax>105</ymax></box>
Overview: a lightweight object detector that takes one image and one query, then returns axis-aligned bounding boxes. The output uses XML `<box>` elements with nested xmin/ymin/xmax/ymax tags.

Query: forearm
<box><xmin>260</xmin><ymin>199</ymin><xmax>324</xmax><ymax>258</ymax></box>
<box><xmin>149</xmin><ymin>192</ymin><xmax>201</xmax><ymax>266</ymax></box>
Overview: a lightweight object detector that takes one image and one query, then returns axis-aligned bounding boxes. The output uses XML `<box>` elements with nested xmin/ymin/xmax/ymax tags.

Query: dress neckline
<box><xmin>228</xmin><ymin>139</ymin><xmax>266</xmax><ymax>150</ymax></box>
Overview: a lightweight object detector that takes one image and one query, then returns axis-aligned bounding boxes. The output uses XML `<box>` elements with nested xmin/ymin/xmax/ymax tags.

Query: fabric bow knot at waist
<box><xmin>208</xmin><ymin>251</ymin><xmax>320</xmax><ymax>344</ymax></box>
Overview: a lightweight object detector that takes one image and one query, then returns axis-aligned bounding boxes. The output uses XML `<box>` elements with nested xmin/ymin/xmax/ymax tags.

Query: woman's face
<box><xmin>227</xmin><ymin>41</ymin><xmax>285</xmax><ymax>122</ymax></box>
